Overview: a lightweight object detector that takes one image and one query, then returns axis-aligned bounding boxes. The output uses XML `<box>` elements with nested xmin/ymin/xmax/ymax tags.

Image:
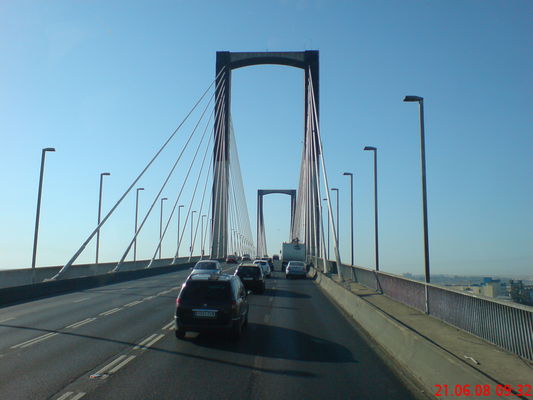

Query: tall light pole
<box><xmin>159</xmin><ymin>197</ymin><xmax>168</xmax><ymax>259</ymax></box>
<box><xmin>190</xmin><ymin>211</ymin><xmax>197</xmax><ymax>255</ymax></box>
<box><xmin>343</xmin><ymin>172</ymin><xmax>354</xmax><ymax>266</ymax></box>
<box><xmin>134</xmin><ymin>187</ymin><xmax>144</xmax><ymax>262</ymax></box>
<box><xmin>201</xmin><ymin>214</ymin><xmax>206</xmax><ymax>257</ymax></box>
<box><xmin>96</xmin><ymin>172</ymin><xmax>111</xmax><ymax>265</ymax></box>
<box><xmin>31</xmin><ymin>147</ymin><xmax>55</xmax><ymax>284</ymax></box>
<box><xmin>176</xmin><ymin>205</ymin><xmax>184</xmax><ymax>258</ymax></box>
<box><xmin>364</xmin><ymin>146</ymin><xmax>380</xmax><ymax>271</ymax></box>
<box><xmin>331</xmin><ymin>188</ymin><xmax>340</xmax><ymax>250</ymax></box>
<box><xmin>322</xmin><ymin>198</ymin><xmax>330</xmax><ymax>259</ymax></box>
<box><xmin>404</xmin><ymin>95</ymin><xmax>431</xmax><ymax>284</ymax></box>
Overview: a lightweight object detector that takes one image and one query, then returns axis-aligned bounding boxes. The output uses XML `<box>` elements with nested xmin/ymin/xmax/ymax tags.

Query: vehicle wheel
<box><xmin>175</xmin><ymin>328</ymin><xmax>186</xmax><ymax>339</ymax></box>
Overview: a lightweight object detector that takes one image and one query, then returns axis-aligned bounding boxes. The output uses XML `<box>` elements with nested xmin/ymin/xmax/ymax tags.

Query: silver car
<box><xmin>253</xmin><ymin>260</ymin><xmax>271</xmax><ymax>278</ymax></box>
<box><xmin>189</xmin><ymin>260</ymin><xmax>222</xmax><ymax>277</ymax></box>
<box><xmin>285</xmin><ymin>261</ymin><xmax>306</xmax><ymax>279</ymax></box>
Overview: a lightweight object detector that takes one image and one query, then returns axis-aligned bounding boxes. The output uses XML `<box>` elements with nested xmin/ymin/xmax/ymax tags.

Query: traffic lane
<box><xmin>80</xmin><ymin>270</ymin><xmax>416</xmax><ymax>399</ymax></box>
<box><xmin>252</xmin><ymin>273</ymin><xmax>417</xmax><ymax>399</ymax></box>
<box><xmin>0</xmin><ymin>278</ymin><xmax>182</xmax><ymax>400</ymax></box>
<box><xmin>81</xmin><ymin>272</ymin><xmax>283</xmax><ymax>400</ymax></box>
<box><xmin>0</xmin><ymin>269</ymin><xmax>187</xmax><ymax>350</ymax></box>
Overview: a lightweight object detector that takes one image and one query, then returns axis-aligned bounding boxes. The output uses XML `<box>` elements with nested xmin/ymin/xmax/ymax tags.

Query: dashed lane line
<box><xmin>99</xmin><ymin>307</ymin><xmax>122</xmax><ymax>316</ymax></box>
<box><xmin>56</xmin><ymin>392</ymin><xmax>86</xmax><ymax>400</ymax></box>
<box><xmin>124</xmin><ymin>300</ymin><xmax>143</xmax><ymax>308</ymax></box>
<box><xmin>11</xmin><ymin>332</ymin><xmax>59</xmax><ymax>349</ymax></box>
<box><xmin>162</xmin><ymin>320</ymin><xmax>174</xmax><ymax>330</ymax></box>
<box><xmin>0</xmin><ymin>317</ymin><xmax>15</xmax><ymax>323</ymax></box>
<box><xmin>91</xmin><ymin>354</ymin><xmax>136</xmax><ymax>379</ymax></box>
<box><xmin>134</xmin><ymin>333</ymin><xmax>165</xmax><ymax>351</ymax></box>
<box><xmin>65</xmin><ymin>318</ymin><xmax>97</xmax><ymax>329</ymax></box>
<box><xmin>107</xmin><ymin>355</ymin><xmax>136</xmax><ymax>375</ymax></box>
<box><xmin>73</xmin><ymin>297</ymin><xmax>90</xmax><ymax>303</ymax></box>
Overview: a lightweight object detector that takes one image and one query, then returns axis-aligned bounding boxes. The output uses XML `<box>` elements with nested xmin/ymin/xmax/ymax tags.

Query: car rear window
<box><xmin>194</xmin><ymin>262</ymin><xmax>217</xmax><ymax>270</ymax></box>
<box><xmin>237</xmin><ymin>266</ymin><xmax>261</xmax><ymax>277</ymax></box>
<box><xmin>179</xmin><ymin>281</ymin><xmax>231</xmax><ymax>303</ymax></box>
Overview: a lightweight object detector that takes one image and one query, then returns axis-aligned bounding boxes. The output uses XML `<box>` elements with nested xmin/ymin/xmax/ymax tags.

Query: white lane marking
<box><xmin>99</xmin><ymin>307</ymin><xmax>121</xmax><ymax>316</ymax></box>
<box><xmin>93</xmin><ymin>355</ymin><xmax>126</xmax><ymax>377</ymax></box>
<box><xmin>73</xmin><ymin>297</ymin><xmax>90</xmax><ymax>303</ymax></box>
<box><xmin>124</xmin><ymin>300</ymin><xmax>143</xmax><ymax>307</ymax></box>
<box><xmin>65</xmin><ymin>318</ymin><xmax>96</xmax><ymax>329</ymax></box>
<box><xmin>263</xmin><ymin>314</ymin><xmax>271</xmax><ymax>323</ymax></box>
<box><xmin>269</xmin><ymin>297</ymin><xmax>274</xmax><ymax>303</ymax></box>
<box><xmin>56</xmin><ymin>392</ymin><xmax>86</xmax><ymax>400</ymax></box>
<box><xmin>11</xmin><ymin>332</ymin><xmax>59</xmax><ymax>349</ymax></box>
<box><xmin>56</xmin><ymin>391</ymin><xmax>73</xmax><ymax>400</ymax></box>
<box><xmin>108</xmin><ymin>355</ymin><xmax>136</xmax><ymax>374</ymax></box>
<box><xmin>134</xmin><ymin>334</ymin><xmax>157</xmax><ymax>349</ymax></box>
<box><xmin>0</xmin><ymin>317</ymin><xmax>15</xmax><ymax>323</ymax></box>
<box><xmin>162</xmin><ymin>321</ymin><xmax>174</xmax><ymax>330</ymax></box>
<box><xmin>135</xmin><ymin>334</ymin><xmax>164</xmax><ymax>351</ymax></box>
<box><xmin>156</xmin><ymin>291</ymin><xmax>167</xmax><ymax>296</ymax></box>
<box><xmin>143</xmin><ymin>295</ymin><xmax>155</xmax><ymax>301</ymax></box>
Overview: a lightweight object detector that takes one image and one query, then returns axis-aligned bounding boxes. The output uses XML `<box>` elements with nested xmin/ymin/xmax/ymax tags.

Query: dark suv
<box><xmin>235</xmin><ymin>264</ymin><xmax>265</xmax><ymax>294</ymax></box>
<box><xmin>175</xmin><ymin>274</ymin><xmax>249</xmax><ymax>339</ymax></box>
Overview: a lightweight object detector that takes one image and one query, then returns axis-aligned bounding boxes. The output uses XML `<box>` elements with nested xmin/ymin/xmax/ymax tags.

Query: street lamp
<box><xmin>176</xmin><ymin>205</ymin><xmax>184</xmax><ymax>258</ymax></box>
<box><xmin>322</xmin><ymin>198</ymin><xmax>330</xmax><ymax>259</ymax></box>
<box><xmin>201</xmin><ymin>215</ymin><xmax>206</xmax><ymax>257</ymax></box>
<box><xmin>31</xmin><ymin>147</ymin><xmax>55</xmax><ymax>284</ymax></box>
<box><xmin>159</xmin><ymin>197</ymin><xmax>168</xmax><ymax>259</ymax></box>
<box><xmin>342</xmin><ymin>172</ymin><xmax>354</xmax><ymax>267</ymax></box>
<box><xmin>134</xmin><ymin>187</ymin><xmax>144</xmax><ymax>262</ymax></box>
<box><xmin>364</xmin><ymin>146</ymin><xmax>379</xmax><ymax>272</ymax></box>
<box><xmin>403</xmin><ymin>95</ymin><xmax>431</xmax><ymax>284</ymax></box>
<box><xmin>96</xmin><ymin>172</ymin><xmax>111</xmax><ymax>265</ymax></box>
<box><xmin>190</xmin><ymin>211</ymin><xmax>197</xmax><ymax>254</ymax></box>
<box><xmin>331</xmin><ymin>188</ymin><xmax>340</xmax><ymax>250</ymax></box>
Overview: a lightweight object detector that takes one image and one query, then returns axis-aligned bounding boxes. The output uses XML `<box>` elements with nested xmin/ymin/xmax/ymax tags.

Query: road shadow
<box><xmin>192</xmin><ymin>323</ymin><xmax>356</xmax><ymax>364</ymax></box>
<box><xmin>262</xmin><ymin>288</ymin><xmax>310</xmax><ymax>299</ymax></box>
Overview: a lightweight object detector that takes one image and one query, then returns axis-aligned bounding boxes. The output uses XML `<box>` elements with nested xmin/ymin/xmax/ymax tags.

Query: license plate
<box><xmin>193</xmin><ymin>310</ymin><xmax>216</xmax><ymax>318</ymax></box>
<box><xmin>243</xmin><ymin>277</ymin><xmax>253</xmax><ymax>280</ymax></box>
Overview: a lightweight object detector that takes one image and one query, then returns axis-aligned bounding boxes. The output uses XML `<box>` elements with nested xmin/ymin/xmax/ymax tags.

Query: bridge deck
<box><xmin>0</xmin><ymin>262</ymin><xmax>418</xmax><ymax>400</ymax></box>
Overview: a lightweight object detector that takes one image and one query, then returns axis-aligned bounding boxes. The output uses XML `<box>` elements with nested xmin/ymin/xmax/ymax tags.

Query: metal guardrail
<box><xmin>317</xmin><ymin>260</ymin><xmax>533</xmax><ymax>361</ymax></box>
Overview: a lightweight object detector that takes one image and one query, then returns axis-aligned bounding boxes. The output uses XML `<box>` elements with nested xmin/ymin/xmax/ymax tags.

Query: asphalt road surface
<box><xmin>0</xmin><ymin>262</ymin><xmax>418</xmax><ymax>399</ymax></box>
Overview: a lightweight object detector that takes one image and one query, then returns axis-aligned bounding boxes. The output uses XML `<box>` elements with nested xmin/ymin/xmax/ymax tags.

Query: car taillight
<box><xmin>231</xmin><ymin>300</ymin><xmax>237</xmax><ymax>311</ymax></box>
<box><xmin>176</xmin><ymin>297</ymin><xmax>181</xmax><ymax>305</ymax></box>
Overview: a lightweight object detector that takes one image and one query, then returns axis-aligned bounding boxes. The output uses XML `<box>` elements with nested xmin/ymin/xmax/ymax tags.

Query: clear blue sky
<box><xmin>1</xmin><ymin>1</ymin><xmax>531</xmax><ymax>277</ymax></box>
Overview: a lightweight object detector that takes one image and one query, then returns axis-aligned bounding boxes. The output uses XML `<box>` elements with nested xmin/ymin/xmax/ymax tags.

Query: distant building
<box><xmin>448</xmin><ymin>277</ymin><xmax>501</xmax><ymax>299</ymax></box>
<box><xmin>510</xmin><ymin>280</ymin><xmax>533</xmax><ymax>306</ymax></box>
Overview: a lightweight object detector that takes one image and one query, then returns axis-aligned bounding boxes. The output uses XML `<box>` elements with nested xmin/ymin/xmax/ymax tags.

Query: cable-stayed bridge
<box><xmin>0</xmin><ymin>51</ymin><xmax>531</xmax><ymax>400</ymax></box>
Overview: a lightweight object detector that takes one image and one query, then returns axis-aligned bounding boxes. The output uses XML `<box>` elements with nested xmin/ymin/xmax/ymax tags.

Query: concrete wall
<box><xmin>0</xmin><ymin>257</ymin><xmax>201</xmax><ymax>289</ymax></box>
<box><xmin>308</xmin><ymin>266</ymin><xmax>509</xmax><ymax>400</ymax></box>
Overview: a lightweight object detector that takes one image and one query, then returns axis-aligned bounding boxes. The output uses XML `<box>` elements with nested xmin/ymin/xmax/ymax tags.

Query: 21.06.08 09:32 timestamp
<box><xmin>435</xmin><ymin>384</ymin><xmax>532</xmax><ymax>398</ymax></box>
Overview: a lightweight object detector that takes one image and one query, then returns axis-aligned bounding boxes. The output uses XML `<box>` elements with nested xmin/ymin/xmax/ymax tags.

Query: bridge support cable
<box><xmin>50</xmin><ymin>70</ymin><xmax>225</xmax><ymax>280</ymax></box>
<box><xmin>226</xmin><ymin>115</ymin><xmax>254</xmax><ymax>257</ymax></box>
<box><xmin>114</xmin><ymin>85</ymin><xmax>219</xmax><ymax>271</ymax></box>
<box><xmin>148</xmin><ymin>87</ymin><xmax>222</xmax><ymax>267</ymax></box>
<box><xmin>308</xmin><ymin>69</ymin><xmax>343</xmax><ymax>280</ymax></box>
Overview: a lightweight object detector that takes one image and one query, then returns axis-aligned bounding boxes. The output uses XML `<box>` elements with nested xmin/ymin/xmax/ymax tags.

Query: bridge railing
<box><xmin>310</xmin><ymin>258</ymin><xmax>533</xmax><ymax>361</ymax></box>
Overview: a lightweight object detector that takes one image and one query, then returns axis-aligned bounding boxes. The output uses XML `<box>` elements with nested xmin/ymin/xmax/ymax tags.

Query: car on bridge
<box><xmin>189</xmin><ymin>260</ymin><xmax>222</xmax><ymax>277</ymax></box>
<box><xmin>175</xmin><ymin>273</ymin><xmax>249</xmax><ymax>339</ymax></box>
<box><xmin>253</xmin><ymin>259</ymin><xmax>271</xmax><ymax>278</ymax></box>
<box><xmin>225</xmin><ymin>255</ymin><xmax>238</xmax><ymax>264</ymax></box>
<box><xmin>285</xmin><ymin>261</ymin><xmax>307</xmax><ymax>279</ymax></box>
<box><xmin>235</xmin><ymin>263</ymin><xmax>265</xmax><ymax>294</ymax></box>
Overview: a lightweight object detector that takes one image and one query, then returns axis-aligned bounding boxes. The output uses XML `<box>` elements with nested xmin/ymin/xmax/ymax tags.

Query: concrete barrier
<box><xmin>308</xmin><ymin>266</ymin><xmax>511</xmax><ymax>400</ymax></box>
<box><xmin>0</xmin><ymin>257</ymin><xmax>201</xmax><ymax>289</ymax></box>
<box><xmin>0</xmin><ymin>261</ymin><xmax>197</xmax><ymax>307</ymax></box>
